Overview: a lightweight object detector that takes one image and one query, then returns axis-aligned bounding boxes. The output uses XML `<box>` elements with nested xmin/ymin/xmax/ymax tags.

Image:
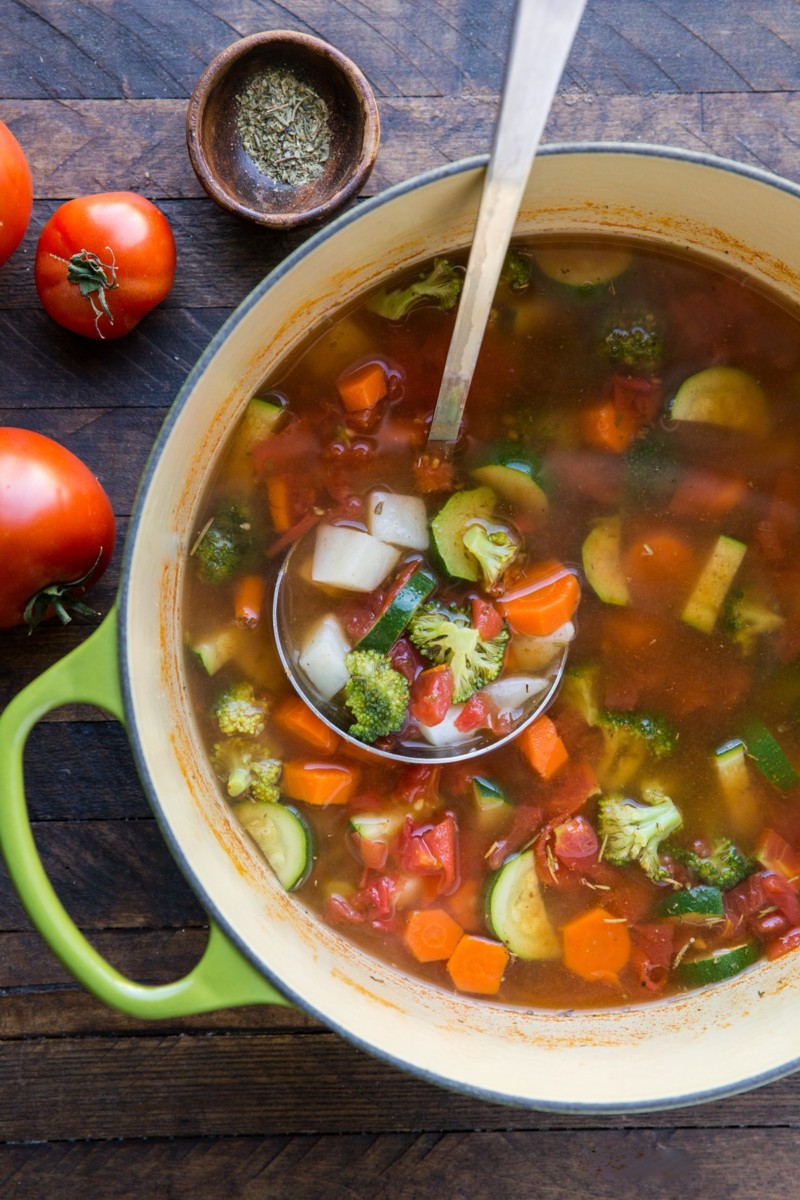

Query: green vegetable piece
<box><xmin>658</xmin><ymin>885</ymin><xmax>725</xmax><ymax>924</ymax></box>
<box><xmin>486</xmin><ymin>850</ymin><xmax>560</xmax><ymax>960</ymax></box>
<box><xmin>600</xmin><ymin>310</ymin><xmax>663</xmax><ymax>373</ymax></box>
<box><xmin>720</xmin><ymin>586</ymin><xmax>784</xmax><ymax>656</ymax></box>
<box><xmin>558</xmin><ymin>662</ymin><xmax>601</xmax><ymax>727</ymax></box>
<box><xmin>676</xmin><ymin>941</ymin><xmax>759</xmax><ymax>988</ymax></box>
<box><xmin>191</xmin><ymin>627</ymin><xmax>238</xmax><ymax>676</ymax></box>
<box><xmin>408</xmin><ymin>601</ymin><xmax>509</xmax><ymax>704</ymax></box>
<box><xmin>582</xmin><ymin>517</ymin><xmax>630</xmax><ymax>607</ymax></box>
<box><xmin>368</xmin><ymin>258</ymin><xmax>463</xmax><ymax>321</ymax></box>
<box><xmin>356</xmin><ymin>566</ymin><xmax>437</xmax><ymax>654</ymax></box>
<box><xmin>430</xmin><ymin>487</ymin><xmax>496</xmax><ymax>581</ymax></box>
<box><xmin>740</xmin><ymin>719</ymin><xmax>800</xmax><ymax>792</ymax></box>
<box><xmin>668</xmin><ymin>838</ymin><xmax>755</xmax><ymax>891</ymax></box>
<box><xmin>343</xmin><ymin>650</ymin><xmax>410</xmax><ymax>743</ymax></box>
<box><xmin>670</xmin><ymin>366</ymin><xmax>770</xmax><ymax>437</ymax></box>
<box><xmin>237</xmin><ymin>801</ymin><xmax>314</xmax><ymax>891</ymax></box>
<box><xmin>212</xmin><ymin>682</ymin><xmax>269</xmax><ymax>737</ymax></box>
<box><xmin>472</xmin><ymin>776</ymin><xmax>507</xmax><ymax>813</ymax></box>
<box><xmin>533</xmin><ymin>244</ymin><xmax>632</xmax><ymax>292</ymax></box>
<box><xmin>224</xmin><ymin>396</ymin><xmax>286</xmax><ymax>486</ymax></box>
<box><xmin>598</xmin><ymin>785</ymin><xmax>683</xmax><ymax>882</ymax></box>
<box><xmin>212</xmin><ymin>736</ymin><xmax>282</xmax><ymax>802</ymax></box>
<box><xmin>471</xmin><ymin>461</ymin><xmax>548</xmax><ymax>519</ymax></box>
<box><xmin>193</xmin><ymin>502</ymin><xmax>253</xmax><ymax>584</ymax></box>
<box><xmin>500</xmin><ymin>248</ymin><xmax>532</xmax><ymax>292</ymax></box>
<box><xmin>462</xmin><ymin>523</ymin><xmax>520</xmax><ymax>589</ymax></box>
<box><xmin>595</xmin><ymin>710</ymin><xmax>677</xmax><ymax>790</ymax></box>
<box><xmin>681</xmin><ymin>534</ymin><xmax>747</xmax><ymax>634</ymax></box>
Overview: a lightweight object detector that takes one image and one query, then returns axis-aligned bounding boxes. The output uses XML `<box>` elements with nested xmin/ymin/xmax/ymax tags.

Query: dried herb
<box><xmin>236</xmin><ymin>67</ymin><xmax>332</xmax><ymax>188</ymax></box>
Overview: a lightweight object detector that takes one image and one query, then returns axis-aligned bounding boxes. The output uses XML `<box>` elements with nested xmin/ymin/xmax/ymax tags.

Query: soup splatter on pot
<box><xmin>183</xmin><ymin>235</ymin><xmax>800</xmax><ymax>1009</ymax></box>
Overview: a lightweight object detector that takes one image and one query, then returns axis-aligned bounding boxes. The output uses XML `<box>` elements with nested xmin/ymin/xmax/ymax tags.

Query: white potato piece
<box><xmin>416</xmin><ymin>704</ymin><xmax>474</xmax><ymax>746</ymax></box>
<box><xmin>507</xmin><ymin>621</ymin><xmax>575</xmax><ymax>672</ymax></box>
<box><xmin>366</xmin><ymin>491</ymin><xmax>429</xmax><ymax>550</ymax></box>
<box><xmin>481</xmin><ymin>675</ymin><xmax>548</xmax><ymax>714</ymax></box>
<box><xmin>298</xmin><ymin>614</ymin><xmax>351</xmax><ymax>700</ymax></box>
<box><xmin>311</xmin><ymin>524</ymin><xmax>400</xmax><ymax>592</ymax></box>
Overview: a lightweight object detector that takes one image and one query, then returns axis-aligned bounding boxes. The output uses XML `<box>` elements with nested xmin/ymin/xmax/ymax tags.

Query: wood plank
<box><xmin>0</xmin><ymin>1026</ymin><xmax>799</xmax><ymax>1141</ymax></box>
<box><xmin>0</xmin><ymin>1128</ymin><xmax>798</xmax><ymax>1200</ymax></box>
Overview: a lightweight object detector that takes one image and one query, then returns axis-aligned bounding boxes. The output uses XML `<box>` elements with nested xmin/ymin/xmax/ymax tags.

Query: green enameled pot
<box><xmin>4</xmin><ymin>145</ymin><xmax>800</xmax><ymax>1112</ymax></box>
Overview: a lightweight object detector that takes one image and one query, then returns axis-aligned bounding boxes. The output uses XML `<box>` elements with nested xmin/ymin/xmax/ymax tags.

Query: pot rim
<box><xmin>118</xmin><ymin>142</ymin><xmax>800</xmax><ymax>1114</ymax></box>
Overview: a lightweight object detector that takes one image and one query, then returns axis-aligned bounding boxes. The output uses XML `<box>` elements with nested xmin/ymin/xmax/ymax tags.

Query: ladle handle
<box><xmin>0</xmin><ymin>608</ymin><xmax>286</xmax><ymax>1018</ymax></box>
<box><xmin>426</xmin><ymin>0</ymin><xmax>587</xmax><ymax>449</ymax></box>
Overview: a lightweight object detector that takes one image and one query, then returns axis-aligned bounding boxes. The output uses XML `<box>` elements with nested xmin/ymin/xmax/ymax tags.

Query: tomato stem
<box><xmin>23</xmin><ymin>549</ymin><xmax>105</xmax><ymax>631</ymax></box>
<box><xmin>52</xmin><ymin>246</ymin><xmax>119</xmax><ymax>338</ymax></box>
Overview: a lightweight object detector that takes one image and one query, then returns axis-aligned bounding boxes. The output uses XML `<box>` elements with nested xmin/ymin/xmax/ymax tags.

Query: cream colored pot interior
<box><xmin>122</xmin><ymin>148</ymin><xmax>800</xmax><ymax>1111</ymax></box>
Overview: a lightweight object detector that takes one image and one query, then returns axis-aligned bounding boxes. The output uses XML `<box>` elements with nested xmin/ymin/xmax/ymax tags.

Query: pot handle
<box><xmin>0</xmin><ymin>607</ymin><xmax>287</xmax><ymax>1018</ymax></box>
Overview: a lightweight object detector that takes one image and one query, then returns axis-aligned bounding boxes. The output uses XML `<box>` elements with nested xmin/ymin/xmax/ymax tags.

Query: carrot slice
<box><xmin>519</xmin><ymin>714</ymin><xmax>569</xmax><ymax>780</ymax></box>
<box><xmin>282</xmin><ymin>760</ymin><xmax>360</xmax><ymax>806</ymax></box>
<box><xmin>580</xmin><ymin>400</ymin><xmax>641</xmax><ymax>453</ymax></box>
<box><xmin>622</xmin><ymin>529</ymin><xmax>696</xmax><ymax>607</ymax></box>
<box><xmin>233</xmin><ymin>574</ymin><xmax>267</xmax><ymax>628</ymax></box>
<box><xmin>274</xmin><ymin>694</ymin><xmax>341</xmax><ymax>755</ymax></box>
<box><xmin>562</xmin><ymin>905</ymin><xmax>631</xmax><ymax>983</ymax></box>
<box><xmin>446</xmin><ymin>934</ymin><xmax>509</xmax><ymax>995</ymax></box>
<box><xmin>336</xmin><ymin>361</ymin><xmax>388</xmax><ymax>413</ymax></box>
<box><xmin>500</xmin><ymin>566</ymin><xmax>580</xmax><ymax>636</ymax></box>
<box><xmin>404</xmin><ymin>908</ymin><xmax>464</xmax><ymax>963</ymax></box>
<box><xmin>267</xmin><ymin>475</ymin><xmax>293</xmax><ymax>533</ymax></box>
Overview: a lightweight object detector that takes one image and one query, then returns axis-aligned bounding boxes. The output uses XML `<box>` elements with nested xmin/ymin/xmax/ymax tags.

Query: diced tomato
<box><xmin>726</xmin><ymin>869</ymin><xmax>800</xmax><ymax>941</ymax></box>
<box><xmin>471</xmin><ymin>597</ymin><xmax>505</xmax><ymax>640</ymax></box>
<box><xmin>392</xmin><ymin>765</ymin><xmax>441</xmax><ymax>809</ymax></box>
<box><xmin>541</xmin><ymin>761</ymin><xmax>600</xmax><ymax>820</ymax></box>
<box><xmin>487</xmin><ymin>805</ymin><xmax>544</xmax><ymax>871</ymax></box>
<box><xmin>253</xmin><ymin>416</ymin><xmax>319</xmax><ymax>471</ymax></box>
<box><xmin>766</xmin><ymin>926</ymin><xmax>800</xmax><ymax>961</ymax></box>
<box><xmin>629</xmin><ymin>922</ymin><xmax>674</xmax><ymax>994</ymax></box>
<box><xmin>389</xmin><ymin>636</ymin><xmax>426</xmax><ymax>683</ymax></box>
<box><xmin>552</xmin><ymin>815</ymin><xmax>599</xmax><ymax>867</ymax></box>
<box><xmin>755</xmin><ymin>828</ymin><xmax>800</xmax><ymax>890</ymax></box>
<box><xmin>454</xmin><ymin>692</ymin><xmax>491</xmax><ymax>733</ymax></box>
<box><xmin>352</xmin><ymin>832</ymin><xmax>389</xmax><ymax>871</ymax></box>
<box><xmin>399</xmin><ymin>812</ymin><xmax>459</xmax><ymax>894</ymax></box>
<box><xmin>755</xmin><ymin>468</ymin><xmax>800</xmax><ymax>563</ymax></box>
<box><xmin>612</xmin><ymin>373</ymin><xmax>662</xmax><ymax>421</ymax></box>
<box><xmin>409</xmin><ymin>664</ymin><xmax>455</xmax><ymax>727</ymax></box>
<box><xmin>324</xmin><ymin>874</ymin><xmax>402</xmax><ymax>932</ymax></box>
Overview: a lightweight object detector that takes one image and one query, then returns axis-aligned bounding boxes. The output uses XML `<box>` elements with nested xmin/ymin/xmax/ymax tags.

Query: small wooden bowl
<box><xmin>187</xmin><ymin>31</ymin><xmax>380</xmax><ymax>230</ymax></box>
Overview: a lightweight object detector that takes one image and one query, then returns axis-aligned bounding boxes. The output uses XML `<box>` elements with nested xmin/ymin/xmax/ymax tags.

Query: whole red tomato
<box><xmin>0</xmin><ymin>428</ymin><xmax>116</xmax><ymax>629</ymax></box>
<box><xmin>34</xmin><ymin>192</ymin><xmax>176</xmax><ymax>339</ymax></box>
<box><xmin>0</xmin><ymin>120</ymin><xmax>33</xmax><ymax>267</ymax></box>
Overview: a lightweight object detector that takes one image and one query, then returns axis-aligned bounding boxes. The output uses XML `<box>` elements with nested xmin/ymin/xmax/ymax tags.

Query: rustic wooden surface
<box><xmin>3</xmin><ymin>1</ymin><xmax>800</xmax><ymax>1196</ymax></box>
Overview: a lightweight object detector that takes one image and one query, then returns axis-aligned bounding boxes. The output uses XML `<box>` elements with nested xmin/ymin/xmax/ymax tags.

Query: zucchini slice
<box><xmin>430</xmin><ymin>486</ymin><xmax>496</xmax><ymax>581</ymax></box>
<box><xmin>670</xmin><ymin>367</ymin><xmax>770</xmax><ymax>437</ymax></box>
<box><xmin>581</xmin><ymin>516</ymin><xmax>630</xmax><ymax>606</ymax></box>
<box><xmin>357</xmin><ymin>566</ymin><xmax>437</xmax><ymax>653</ymax></box>
<box><xmin>237</xmin><ymin>801</ymin><xmax>314</xmax><ymax>891</ymax></box>
<box><xmin>486</xmin><ymin>850</ymin><xmax>560</xmax><ymax>960</ymax></box>
<box><xmin>658</xmin><ymin>886</ymin><xmax>725</xmax><ymax>925</ymax></box>
<box><xmin>676</xmin><ymin>941</ymin><xmax>759</xmax><ymax>987</ymax></box>
<box><xmin>740</xmin><ymin>719</ymin><xmax>800</xmax><ymax>792</ymax></box>
<box><xmin>681</xmin><ymin>534</ymin><xmax>746</xmax><ymax>633</ymax></box>
<box><xmin>471</xmin><ymin>461</ymin><xmax>548</xmax><ymax>519</ymax></box>
<box><xmin>533</xmin><ymin>245</ymin><xmax>632</xmax><ymax>291</ymax></box>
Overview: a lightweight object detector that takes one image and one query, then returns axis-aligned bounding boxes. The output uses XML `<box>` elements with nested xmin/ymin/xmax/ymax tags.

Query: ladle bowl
<box><xmin>272</xmin><ymin>526</ymin><xmax>571</xmax><ymax>764</ymax></box>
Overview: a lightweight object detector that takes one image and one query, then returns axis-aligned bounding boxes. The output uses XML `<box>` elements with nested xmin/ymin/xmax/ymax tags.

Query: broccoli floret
<box><xmin>668</xmin><ymin>837</ymin><xmax>755</xmax><ymax>890</ymax></box>
<box><xmin>558</xmin><ymin>661</ymin><xmax>601</xmax><ymax>726</ymax></box>
<box><xmin>500</xmin><ymin>248</ymin><xmax>532</xmax><ymax>292</ymax></box>
<box><xmin>408</xmin><ymin>602</ymin><xmax>509</xmax><ymax>703</ymax></box>
<box><xmin>193</xmin><ymin>502</ymin><xmax>253</xmax><ymax>584</ymax></box>
<box><xmin>595</xmin><ymin>709</ymin><xmax>678</xmax><ymax>790</ymax></box>
<box><xmin>212</xmin><ymin>737</ymin><xmax>282</xmax><ymax>801</ymax></box>
<box><xmin>720</xmin><ymin>587</ymin><xmax>784</xmax><ymax>656</ymax></box>
<box><xmin>598</xmin><ymin>784</ymin><xmax>683</xmax><ymax>882</ymax></box>
<box><xmin>368</xmin><ymin>258</ymin><xmax>463</xmax><ymax>321</ymax></box>
<box><xmin>600</xmin><ymin>311</ymin><xmax>663</xmax><ymax>373</ymax></box>
<box><xmin>212</xmin><ymin>682</ymin><xmax>269</xmax><ymax>737</ymax></box>
<box><xmin>343</xmin><ymin>650</ymin><xmax>410</xmax><ymax>743</ymax></box>
<box><xmin>461</xmin><ymin>523</ymin><xmax>520</xmax><ymax>589</ymax></box>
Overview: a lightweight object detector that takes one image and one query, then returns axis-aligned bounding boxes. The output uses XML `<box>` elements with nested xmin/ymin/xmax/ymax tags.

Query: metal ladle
<box><xmin>272</xmin><ymin>0</ymin><xmax>587</xmax><ymax>763</ymax></box>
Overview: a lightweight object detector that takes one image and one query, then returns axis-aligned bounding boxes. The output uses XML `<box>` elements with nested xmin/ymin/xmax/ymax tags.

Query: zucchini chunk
<box><xmin>681</xmin><ymin>534</ymin><xmax>746</xmax><ymax>633</ymax></box>
<box><xmin>581</xmin><ymin>516</ymin><xmax>630</xmax><ymax>606</ymax></box>
<box><xmin>740</xmin><ymin>719</ymin><xmax>800</xmax><ymax>792</ymax></box>
<box><xmin>670</xmin><ymin>367</ymin><xmax>770</xmax><ymax>437</ymax></box>
<box><xmin>486</xmin><ymin>850</ymin><xmax>560</xmax><ymax>960</ymax></box>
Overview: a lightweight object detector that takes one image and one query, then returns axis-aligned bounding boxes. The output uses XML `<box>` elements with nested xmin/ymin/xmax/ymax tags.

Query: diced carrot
<box><xmin>336</xmin><ymin>361</ymin><xmax>388</xmax><ymax>413</ymax></box>
<box><xmin>668</xmin><ymin>470</ymin><xmax>748</xmax><ymax>520</ymax></box>
<box><xmin>500</xmin><ymin>566</ymin><xmax>580</xmax><ymax>636</ymax></box>
<box><xmin>562</xmin><ymin>905</ymin><xmax>631</xmax><ymax>983</ymax></box>
<box><xmin>274</xmin><ymin>694</ymin><xmax>341</xmax><ymax>755</ymax></box>
<box><xmin>519</xmin><ymin>713</ymin><xmax>569</xmax><ymax>780</ymax></box>
<box><xmin>580</xmin><ymin>400</ymin><xmax>641</xmax><ymax>453</ymax></box>
<box><xmin>404</xmin><ymin>908</ymin><xmax>464</xmax><ymax>963</ymax></box>
<box><xmin>233</xmin><ymin>574</ymin><xmax>267</xmax><ymax>628</ymax></box>
<box><xmin>267</xmin><ymin>474</ymin><xmax>293</xmax><ymax>533</ymax></box>
<box><xmin>622</xmin><ymin>529</ymin><xmax>696</xmax><ymax>607</ymax></box>
<box><xmin>446</xmin><ymin>934</ymin><xmax>509</xmax><ymax>995</ymax></box>
<box><xmin>282</xmin><ymin>760</ymin><xmax>360</xmax><ymax>807</ymax></box>
<box><xmin>444</xmin><ymin>877</ymin><xmax>483</xmax><ymax>932</ymax></box>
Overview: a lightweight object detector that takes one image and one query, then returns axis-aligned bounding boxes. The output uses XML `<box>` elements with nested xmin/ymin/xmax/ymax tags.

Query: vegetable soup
<box><xmin>183</xmin><ymin>236</ymin><xmax>800</xmax><ymax>1008</ymax></box>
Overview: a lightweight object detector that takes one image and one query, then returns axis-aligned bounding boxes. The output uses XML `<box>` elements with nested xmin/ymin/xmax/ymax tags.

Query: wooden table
<box><xmin>2</xmin><ymin>2</ymin><xmax>800</xmax><ymax>1195</ymax></box>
